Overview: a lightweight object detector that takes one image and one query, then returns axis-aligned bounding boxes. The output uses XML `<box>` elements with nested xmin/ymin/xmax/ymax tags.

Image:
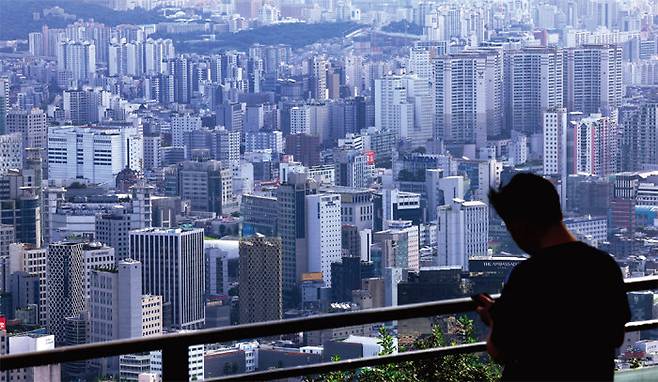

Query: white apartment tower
<box><xmin>374</xmin><ymin>75</ymin><xmax>414</xmax><ymax>142</ymax></box>
<box><xmin>290</xmin><ymin>105</ymin><xmax>312</xmax><ymax>135</ymax></box>
<box><xmin>573</xmin><ymin>113</ymin><xmax>618</xmax><ymax>176</ymax></box>
<box><xmin>434</xmin><ymin>49</ymin><xmax>503</xmax><ymax>147</ymax></box>
<box><xmin>171</xmin><ymin>114</ymin><xmax>202</xmax><ymax>148</ymax></box>
<box><xmin>129</xmin><ymin>227</ymin><xmax>205</xmax><ymax>329</ymax></box>
<box><xmin>506</xmin><ymin>47</ymin><xmax>563</xmax><ymax>135</ymax></box>
<box><xmin>306</xmin><ymin>193</ymin><xmax>342</xmax><ymax>287</ymax></box>
<box><xmin>437</xmin><ymin>199</ymin><xmax>488</xmax><ymax>271</ymax></box>
<box><xmin>56</xmin><ymin>40</ymin><xmax>96</xmax><ymax>83</ymax></box>
<box><xmin>543</xmin><ymin>107</ymin><xmax>568</xmax><ymax>177</ymax></box>
<box><xmin>564</xmin><ymin>45</ymin><xmax>623</xmax><ymax>116</ymax></box>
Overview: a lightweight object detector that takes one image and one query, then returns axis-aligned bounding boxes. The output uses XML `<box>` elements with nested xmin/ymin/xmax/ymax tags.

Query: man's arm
<box><xmin>476</xmin><ymin>295</ymin><xmax>507</xmax><ymax>363</ymax></box>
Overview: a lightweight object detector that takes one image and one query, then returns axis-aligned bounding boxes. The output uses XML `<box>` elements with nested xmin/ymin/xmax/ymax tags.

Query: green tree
<box><xmin>306</xmin><ymin>317</ymin><xmax>501</xmax><ymax>381</ymax></box>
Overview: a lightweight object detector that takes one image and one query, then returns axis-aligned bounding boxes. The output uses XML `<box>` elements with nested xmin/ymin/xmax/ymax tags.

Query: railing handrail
<box><xmin>212</xmin><ymin>318</ymin><xmax>658</xmax><ymax>382</ymax></box>
<box><xmin>0</xmin><ymin>276</ymin><xmax>656</xmax><ymax>375</ymax></box>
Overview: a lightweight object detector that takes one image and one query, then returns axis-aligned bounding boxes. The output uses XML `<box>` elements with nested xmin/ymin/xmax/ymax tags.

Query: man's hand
<box><xmin>474</xmin><ymin>293</ymin><xmax>495</xmax><ymax>327</ymax></box>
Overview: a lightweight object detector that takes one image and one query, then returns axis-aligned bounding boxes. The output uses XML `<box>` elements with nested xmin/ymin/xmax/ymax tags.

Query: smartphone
<box><xmin>471</xmin><ymin>293</ymin><xmax>492</xmax><ymax>306</ymax></box>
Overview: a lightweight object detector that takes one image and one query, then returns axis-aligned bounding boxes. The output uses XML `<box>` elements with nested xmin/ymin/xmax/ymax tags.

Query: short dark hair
<box><xmin>489</xmin><ymin>173</ymin><xmax>563</xmax><ymax>228</ymax></box>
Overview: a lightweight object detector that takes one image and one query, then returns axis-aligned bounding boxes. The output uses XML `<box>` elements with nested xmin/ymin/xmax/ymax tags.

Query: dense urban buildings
<box><xmin>0</xmin><ymin>0</ymin><xmax>657</xmax><ymax>379</ymax></box>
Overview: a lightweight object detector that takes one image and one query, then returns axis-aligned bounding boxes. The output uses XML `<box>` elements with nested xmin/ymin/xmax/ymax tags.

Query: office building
<box><xmin>129</xmin><ymin>227</ymin><xmax>205</xmax><ymax>329</ymax></box>
<box><xmin>46</xmin><ymin>241</ymin><xmax>86</xmax><ymax>344</ymax></box>
<box><xmin>306</xmin><ymin>193</ymin><xmax>342</xmax><ymax>287</ymax></box>
<box><xmin>0</xmin><ymin>168</ymin><xmax>43</xmax><ymax>248</ymax></box>
<box><xmin>276</xmin><ymin>171</ymin><xmax>317</xmax><ymax>299</ymax></box>
<box><xmin>241</xmin><ymin>194</ymin><xmax>277</xmax><ymax>236</ymax></box>
<box><xmin>334</xmin><ymin>149</ymin><xmax>374</xmax><ymax>189</ymax></box>
<box><xmin>6</xmin><ymin>332</ymin><xmax>60</xmax><ymax>382</ymax></box>
<box><xmin>95</xmin><ymin>207</ymin><xmax>131</xmax><ymax>263</ymax></box>
<box><xmin>373</xmin><ymin>220</ymin><xmax>420</xmax><ymax>272</ymax></box>
<box><xmin>185</xmin><ymin>127</ymin><xmax>241</xmax><ymax>163</ymax></box>
<box><xmin>0</xmin><ymin>77</ymin><xmax>8</xmax><ymax>135</ymax></box>
<box><xmin>118</xmin><ymin>295</ymin><xmax>163</xmax><ymax>381</ymax></box>
<box><xmin>62</xmin><ymin>89</ymin><xmax>103</xmax><ymax>125</ymax></box>
<box><xmin>164</xmin><ymin>160</ymin><xmax>233</xmax><ymax>216</ymax></box>
<box><xmin>62</xmin><ymin>312</ymin><xmax>89</xmax><ymax>380</ymax></box>
<box><xmin>5</xmin><ymin>108</ymin><xmax>47</xmax><ymax>152</ymax></box>
<box><xmin>8</xmin><ymin>244</ymin><xmax>47</xmax><ymax>324</ymax></box>
<box><xmin>89</xmin><ymin>259</ymin><xmax>142</xmax><ymax>375</ymax></box>
<box><xmin>373</xmin><ymin>189</ymin><xmax>422</xmax><ymax>231</ymax></box>
<box><xmin>143</xmin><ymin>135</ymin><xmax>161</xmax><ymax>171</ymax></box>
<box><xmin>239</xmin><ymin>236</ymin><xmax>282</xmax><ymax>324</ymax></box>
<box><xmin>437</xmin><ymin>199</ymin><xmax>488</xmax><ymax>271</ymax></box>
<box><xmin>324</xmin><ymin>186</ymin><xmax>373</xmax><ymax>231</ymax></box>
<box><xmin>290</xmin><ymin>105</ymin><xmax>311</xmax><ymax>135</ymax></box>
<box><xmin>425</xmin><ymin>171</ymin><xmax>465</xmax><ymax>221</ymax></box>
<box><xmin>285</xmin><ymin>134</ymin><xmax>321</xmax><ymax>167</ymax></box>
<box><xmin>171</xmin><ymin>114</ymin><xmax>202</xmax><ymax>148</ymax></box>
<box><xmin>244</xmin><ymin>130</ymin><xmax>284</xmax><ymax>154</ymax></box>
<box><xmin>47</xmin><ymin>126</ymin><xmax>143</xmax><ymax>185</ymax></box>
<box><xmin>0</xmin><ymin>133</ymin><xmax>22</xmax><ymax>175</ymax></box>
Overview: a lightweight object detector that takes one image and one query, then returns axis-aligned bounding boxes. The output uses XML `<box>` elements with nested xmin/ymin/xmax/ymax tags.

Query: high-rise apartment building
<box><xmin>56</xmin><ymin>40</ymin><xmax>96</xmax><ymax>83</ymax></box>
<box><xmin>238</xmin><ymin>236</ymin><xmax>282</xmax><ymax>324</ymax></box>
<box><xmin>129</xmin><ymin>227</ymin><xmax>205</xmax><ymax>329</ymax></box>
<box><xmin>620</xmin><ymin>103</ymin><xmax>658</xmax><ymax>171</ymax></box>
<box><xmin>0</xmin><ymin>77</ymin><xmax>8</xmax><ymax>135</ymax></box>
<box><xmin>436</xmin><ymin>198</ymin><xmax>488</xmax><ymax>271</ymax></box>
<box><xmin>46</xmin><ymin>241</ymin><xmax>86</xmax><ymax>344</ymax></box>
<box><xmin>306</xmin><ymin>193</ymin><xmax>342</xmax><ymax>286</ymax></box>
<box><xmin>374</xmin><ymin>76</ymin><xmax>414</xmax><ymax>142</ymax></box>
<box><xmin>573</xmin><ymin>113</ymin><xmax>618</xmax><ymax>176</ymax></box>
<box><xmin>505</xmin><ymin>47</ymin><xmax>564</xmax><ymax>135</ymax></box>
<box><xmin>290</xmin><ymin>105</ymin><xmax>311</xmax><ymax>135</ymax></box>
<box><xmin>62</xmin><ymin>88</ymin><xmax>103</xmax><ymax>124</ymax></box>
<box><xmin>543</xmin><ymin>107</ymin><xmax>569</xmax><ymax>177</ymax></box>
<box><xmin>434</xmin><ymin>49</ymin><xmax>503</xmax><ymax>147</ymax></box>
<box><xmin>564</xmin><ymin>45</ymin><xmax>623</xmax><ymax>116</ymax></box>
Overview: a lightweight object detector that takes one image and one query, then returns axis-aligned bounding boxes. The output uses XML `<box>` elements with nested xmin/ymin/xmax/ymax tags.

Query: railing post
<box><xmin>162</xmin><ymin>343</ymin><xmax>189</xmax><ymax>381</ymax></box>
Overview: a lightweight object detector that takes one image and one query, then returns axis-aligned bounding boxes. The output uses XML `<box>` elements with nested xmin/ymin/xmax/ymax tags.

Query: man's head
<box><xmin>489</xmin><ymin>173</ymin><xmax>563</xmax><ymax>253</ymax></box>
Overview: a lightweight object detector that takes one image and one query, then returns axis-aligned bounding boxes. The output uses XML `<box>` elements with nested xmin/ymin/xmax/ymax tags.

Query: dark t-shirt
<box><xmin>489</xmin><ymin>241</ymin><xmax>631</xmax><ymax>381</ymax></box>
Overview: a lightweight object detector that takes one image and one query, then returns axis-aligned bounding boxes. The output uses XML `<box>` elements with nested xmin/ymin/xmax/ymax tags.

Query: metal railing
<box><xmin>1</xmin><ymin>276</ymin><xmax>657</xmax><ymax>381</ymax></box>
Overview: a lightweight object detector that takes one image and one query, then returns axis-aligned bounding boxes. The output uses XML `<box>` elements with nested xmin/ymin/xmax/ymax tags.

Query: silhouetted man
<box><xmin>476</xmin><ymin>173</ymin><xmax>630</xmax><ymax>381</ymax></box>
